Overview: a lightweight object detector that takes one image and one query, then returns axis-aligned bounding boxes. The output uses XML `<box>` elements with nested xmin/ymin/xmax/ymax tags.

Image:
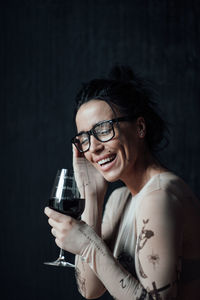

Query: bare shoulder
<box><xmin>138</xmin><ymin>171</ymin><xmax>199</xmax><ymax>212</ymax></box>
<box><xmin>137</xmin><ymin>172</ymin><xmax>200</xmax><ymax>258</ymax></box>
<box><xmin>158</xmin><ymin>173</ymin><xmax>200</xmax><ymax>257</ymax></box>
<box><xmin>137</xmin><ymin>176</ymin><xmax>183</xmax><ymax>215</ymax></box>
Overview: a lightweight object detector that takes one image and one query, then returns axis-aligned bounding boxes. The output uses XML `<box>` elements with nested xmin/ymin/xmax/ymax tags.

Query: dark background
<box><xmin>1</xmin><ymin>1</ymin><xmax>200</xmax><ymax>299</ymax></box>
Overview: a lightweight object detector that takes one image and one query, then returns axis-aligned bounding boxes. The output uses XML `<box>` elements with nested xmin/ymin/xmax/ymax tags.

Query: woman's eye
<box><xmin>96</xmin><ymin>124</ymin><xmax>112</xmax><ymax>135</ymax></box>
<box><xmin>99</xmin><ymin>129</ymin><xmax>111</xmax><ymax>135</ymax></box>
<box><xmin>81</xmin><ymin>138</ymin><xmax>89</xmax><ymax>145</ymax></box>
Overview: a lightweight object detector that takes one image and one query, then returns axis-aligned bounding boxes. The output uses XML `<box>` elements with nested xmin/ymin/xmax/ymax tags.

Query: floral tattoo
<box><xmin>148</xmin><ymin>251</ymin><xmax>160</xmax><ymax>270</ymax></box>
<box><xmin>137</xmin><ymin>219</ymin><xmax>154</xmax><ymax>278</ymax></box>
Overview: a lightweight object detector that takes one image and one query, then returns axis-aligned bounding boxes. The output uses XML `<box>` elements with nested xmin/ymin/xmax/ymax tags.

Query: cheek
<box><xmin>84</xmin><ymin>152</ymin><xmax>92</xmax><ymax>163</ymax></box>
<box><xmin>118</xmin><ymin>135</ymin><xmax>138</xmax><ymax>161</ymax></box>
<box><xmin>107</xmin><ymin>139</ymin><xmax>123</xmax><ymax>155</ymax></box>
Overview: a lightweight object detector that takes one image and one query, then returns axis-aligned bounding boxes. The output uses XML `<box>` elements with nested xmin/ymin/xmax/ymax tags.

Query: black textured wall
<box><xmin>1</xmin><ymin>1</ymin><xmax>200</xmax><ymax>299</ymax></box>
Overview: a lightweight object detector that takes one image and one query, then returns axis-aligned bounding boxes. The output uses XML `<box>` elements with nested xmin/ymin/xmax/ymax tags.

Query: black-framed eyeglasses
<box><xmin>71</xmin><ymin>116</ymin><xmax>135</xmax><ymax>153</ymax></box>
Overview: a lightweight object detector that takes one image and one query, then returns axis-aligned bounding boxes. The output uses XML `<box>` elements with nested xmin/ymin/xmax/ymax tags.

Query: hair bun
<box><xmin>108</xmin><ymin>64</ymin><xmax>136</xmax><ymax>82</ymax></box>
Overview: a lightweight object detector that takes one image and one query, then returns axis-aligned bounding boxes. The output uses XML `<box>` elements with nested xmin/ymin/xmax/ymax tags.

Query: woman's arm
<box><xmin>134</xmin><ymin>189</ymin><xmax>183</xmax><ymax>299</ymax></box>
<box><xmin>72</xmin><ymin>148</ymin><xmax>108</xmax><ymax>298</ymax></box>
<box><xmin>45</xmin><ymin>188</ymin><xmax>183</xmax><ymax>299</ymax></box>
<box><xmin>75</xmin><ymin>189</ymin><xmax>183</xmax><ymax>300</ymax></box>
<box><xmin>75</xmin><ymin>186</ymin><xmax>130</xmax><ymax>298</ymax></box>
<box><xmin>74</xmin><ymin>191</ymin><xmax>106</xmax><ymax>299</ymax></box>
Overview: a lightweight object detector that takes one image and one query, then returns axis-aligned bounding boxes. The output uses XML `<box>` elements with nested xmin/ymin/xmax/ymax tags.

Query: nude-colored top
<box><xmin>101</xmin><ymin>172</ymin><xmax>200</xmax><ymax>298</ymax></box>
<box><xmin>76</xmin><ymin>172</ymin><xmax>200</xmax><ymax>299</ymax></box>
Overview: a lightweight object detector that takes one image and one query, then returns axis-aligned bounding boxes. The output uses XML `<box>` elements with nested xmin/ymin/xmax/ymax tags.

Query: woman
<box><xmin>45</xmin><ymin>66</ymin><xmax>200</xmax><ymax>300</ymax></box>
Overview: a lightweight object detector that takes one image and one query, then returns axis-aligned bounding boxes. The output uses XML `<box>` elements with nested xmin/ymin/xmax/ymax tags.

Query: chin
<box><xmin>101</xmin><ymin>169</ymin><xmax>123</xmax><ymax>183</ymax></box>
<box><xmin>104</xmin><ymin>176</ymin><xmax>118</xmax><ymax>183</ymax></box>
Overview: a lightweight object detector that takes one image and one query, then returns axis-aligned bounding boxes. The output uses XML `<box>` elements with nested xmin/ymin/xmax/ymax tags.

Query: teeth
<box><xmin>97</xmin><ymin>156</ymin><xmax>115</xmax><ymax>165</ymax></box>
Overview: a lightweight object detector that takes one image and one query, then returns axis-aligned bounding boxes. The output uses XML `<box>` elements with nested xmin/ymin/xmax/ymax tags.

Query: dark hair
<box><xmin>74</xmin><ymin>65</ymin><xmax>169</xmax><ymax>153</ymax></box>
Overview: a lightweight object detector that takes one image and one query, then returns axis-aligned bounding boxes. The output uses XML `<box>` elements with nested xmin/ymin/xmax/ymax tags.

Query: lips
<box><xmin>97</xmin><ymin>154</ymin><xmax>116</xmax><ymax>166</ymax></box>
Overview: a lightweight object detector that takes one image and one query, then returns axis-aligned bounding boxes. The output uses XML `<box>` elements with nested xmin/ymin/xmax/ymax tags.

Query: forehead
<box><xmin>76</xmin><ymin>100</ymin><xmax>115</xmax><ymax>131</ymax></box>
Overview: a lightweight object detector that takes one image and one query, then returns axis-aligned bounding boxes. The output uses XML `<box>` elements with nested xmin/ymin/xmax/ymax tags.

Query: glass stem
<box><xmin>59</xmin><ymin>248</ymin><xmax>65</xmax><ymax>259</ymax></box>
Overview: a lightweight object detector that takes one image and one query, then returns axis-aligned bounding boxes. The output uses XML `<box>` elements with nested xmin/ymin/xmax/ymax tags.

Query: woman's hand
<box><xmin>72</xmin><ymin>145</ymin><xmax>108</xmax><ymax>202</ymax></box>
<box><xmin>44</xmin><ymin>207</ymin><xmax>91</xmax><ymax>255</ymax></box>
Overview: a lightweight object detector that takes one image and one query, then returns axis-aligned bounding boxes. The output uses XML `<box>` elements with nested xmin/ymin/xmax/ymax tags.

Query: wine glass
<box><xmin>44</xmin><ymin>168</ymin><xmax>85</xmax><ymax>267</ymax></box>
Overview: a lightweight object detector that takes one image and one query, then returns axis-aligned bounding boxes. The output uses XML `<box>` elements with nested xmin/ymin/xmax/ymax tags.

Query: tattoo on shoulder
<box><xmin>137</xmin><ymin>219</ymin><xmax>154</xmax><ymax>278</ymax></box>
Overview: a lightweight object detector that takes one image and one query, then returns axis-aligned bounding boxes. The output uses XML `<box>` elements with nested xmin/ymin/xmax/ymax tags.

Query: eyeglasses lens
<box><xmin>95</xmin><ymin>122</ymin><xmax>114</xmax><ymax>142</ymax></box>
<box><xmin>75</xmin><ymin>133</ymin><xmax>90</xmax><ymax>152</ymax></box>
<box><xmin>74</xmin><ymin>121</ymin><xmax>114</xmax><ymax>153</ymax></box>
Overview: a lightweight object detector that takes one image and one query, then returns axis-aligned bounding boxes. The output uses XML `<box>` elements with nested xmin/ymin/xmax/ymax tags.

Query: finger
<box><xmin>51</xmin><ymin>227</ymin><xmax>57</xmax><ymax>238</ymax></box>
<box><xmin>48</xmin><ymin>216</ymin><xmax>74</xmax><ymax>231</ymax></box>
<box><xmin>55</xmin><ymin>237</ymin><xmax>62</xmax><ymax>249</ymax></box>
<box><xmin>54</xmin><ymin>231</ymin><xmax>69</xmax><ymax>250</ymax></box>
<box><xmin>72</xmin><ymin>144</ymin><xmax>84</xmax><ymax>159</ymax></box>
<box><xmin>48</xmin><ymin>218</ymin><xmax>61</xmax><ymax>230</ymax></box>
<box><xmin>44</xmin><ymin>207</ymin><xmax>68</xmax><ymax>222</ymax></box>
<box><xmin>72</xmin><ymin>145</ymin><xmax>79</xmax><ymax>170</ymax></box>
<box><xmin>72</xmin><ymin>144</ymin><xmax>78</xmax><ymax>158</ymax></box>
<box><xmin>51</xmin><ymin>227</ymin><xmax>66</xmax><ymax>241</ymax></box>
<box><xmin>72</xmin><ymin>145</ymin><xmax>82</xmax><ymax>159</ymax></box>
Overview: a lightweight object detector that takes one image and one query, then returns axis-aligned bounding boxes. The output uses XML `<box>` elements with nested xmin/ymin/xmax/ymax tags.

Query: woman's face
<box><xmin>75</xmin><ymin>100</ymin><xmax>144</xmax><ymax>183</ymax></box>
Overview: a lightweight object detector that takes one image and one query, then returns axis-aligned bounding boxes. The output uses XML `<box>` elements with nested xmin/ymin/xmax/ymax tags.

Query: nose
<box><xmin>89</xmin><ymin>135</ymin><xmax>104</xmax><ymax>153</ymax></box>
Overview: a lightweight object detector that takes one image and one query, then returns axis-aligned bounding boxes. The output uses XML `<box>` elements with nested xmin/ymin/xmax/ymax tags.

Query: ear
<box><xmin>136</xmin><ymin>117</ymin><xmax>146</xmax><ymax>138</ymax></box>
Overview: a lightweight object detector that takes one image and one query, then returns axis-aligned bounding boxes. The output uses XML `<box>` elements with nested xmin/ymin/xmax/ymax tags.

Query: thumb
<box><xmin>72</xmin><ymin>145</ymin><xmax>84</xmax><ymax>168</ymax></box>
<box><xmin>72</xmin><ymin>144</ymin><xmax>84</xmax><ymax>158</ymax></box>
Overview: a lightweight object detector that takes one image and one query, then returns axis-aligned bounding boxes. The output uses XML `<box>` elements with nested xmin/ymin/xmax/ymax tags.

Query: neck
<box><xmin>121</xmin><ymin>151</ymin><xmax>167</xmax><ymax>196</ymax></box>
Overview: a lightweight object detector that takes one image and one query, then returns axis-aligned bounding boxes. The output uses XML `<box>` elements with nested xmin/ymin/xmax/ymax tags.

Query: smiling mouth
<box><xmin>97</xmin><ymin>155</ymin><xmax>116</xmax><ymax>166</ymax></box>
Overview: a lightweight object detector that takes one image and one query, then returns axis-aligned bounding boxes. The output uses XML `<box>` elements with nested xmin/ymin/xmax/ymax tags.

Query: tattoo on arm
<box><xmin>137</xmin><ymin>219</ymin><xmax>154</xmax><ymax>278</ymax></box>
<box><xmin>150</xmin><ymin>281</ymin><xmax>163</xmax><ymax>300</ymax></box>
<box><xmin>78</xmin><ymin>227</ymin><xmax>106</xmax><ymax>256</ymax></box>
<box><xmin>75</xmin><ymin>267</ymin><xmax>86</xmax><ymax>295</ymax></box>
<box><xmin>118</xmin><ymin>263</ymin><xmax>179</xmax><ymax>300</ymax></box>
<box><xmin>136</xmin><ymin>281</ymin><xmax>170</xmax><ymax>300</ymax></box>
<box><xmin>136</xmin><ymin>287</ymin><xmax>149</xmax><ymax>300</ymax></box>
<box><xmin>119</xmin><ymin>278</ymin><xmax>127</xmax><ymax>289</ymax></box>
<box><xmin>149</xmin><ymin>274</ymin><xmax>180</xmax><ymax>300</ymax></box>
<box><xmin>135</xmin><ymin>258</ymin><xmax>180</xmax><ymax>300</ymax></box>
<box><xmin>148</xmin><ymin>251</ymin><xmax>160</xmax><ymax>270</ymax></box>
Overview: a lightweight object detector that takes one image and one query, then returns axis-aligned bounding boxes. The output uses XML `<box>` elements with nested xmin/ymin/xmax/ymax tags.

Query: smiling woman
<box><xmin>74</xmin><ymin>100</ymin><xmax>141</xmax><ymax>183</ymax></box>
<box><xmin>45</xmin><ymin>65</ymin><xmax>200</xmax><ymax>300</ymax></box>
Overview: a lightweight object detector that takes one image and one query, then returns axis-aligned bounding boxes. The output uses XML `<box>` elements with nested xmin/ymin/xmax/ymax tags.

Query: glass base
<box><xmin>44</xmin><ymin>257</ymin><xmax>75</xmax><ymax>267</ymax></box>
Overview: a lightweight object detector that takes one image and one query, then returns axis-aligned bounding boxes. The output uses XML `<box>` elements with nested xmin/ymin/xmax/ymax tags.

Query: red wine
<box><xmin>49</xmin><ymin>198</ymin><xmax>85</xmax><ymax>219</ymax></box>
